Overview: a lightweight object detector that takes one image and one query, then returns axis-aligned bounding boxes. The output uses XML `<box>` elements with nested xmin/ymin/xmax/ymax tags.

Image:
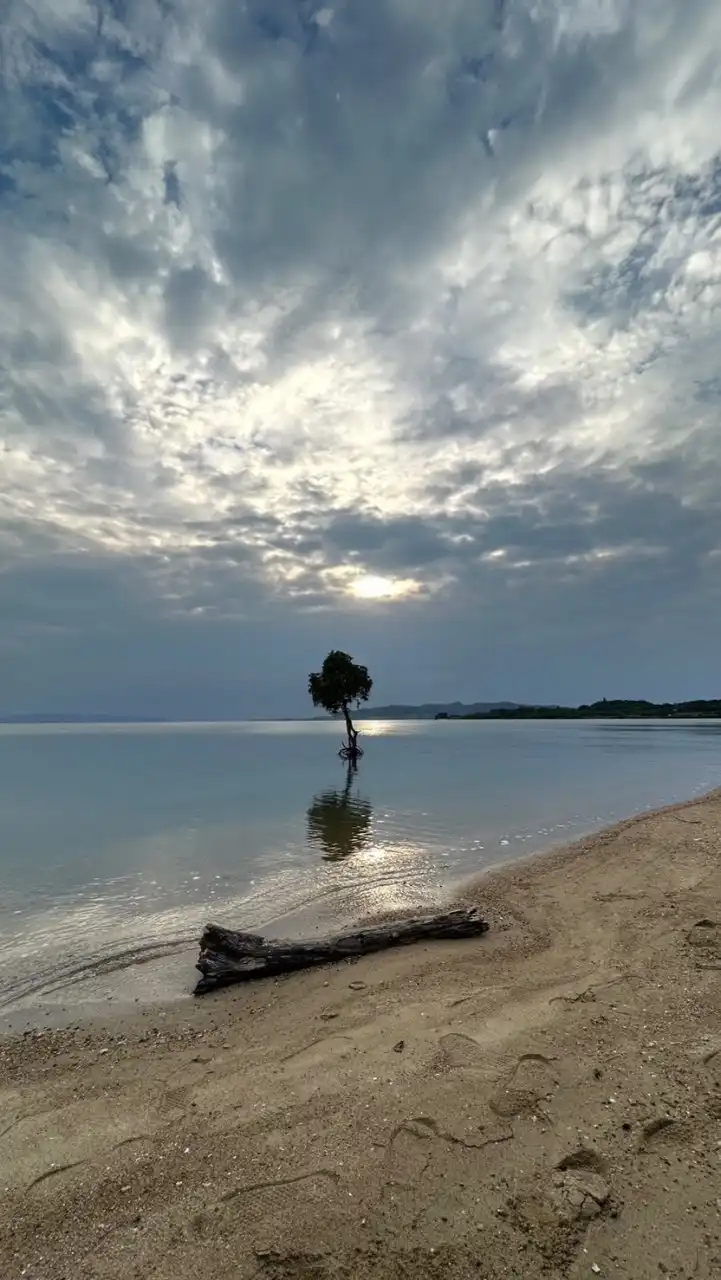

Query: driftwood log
<box><xmin>194</xmin><ymin>907</ymin><xmax>488</xmax><ymax>995</ymax></box>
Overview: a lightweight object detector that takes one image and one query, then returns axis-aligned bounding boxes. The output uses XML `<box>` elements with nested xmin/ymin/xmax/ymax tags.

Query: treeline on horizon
<box><xmin>443</xmin><ymin>698</ymin><xmax>721</xmax><ymax>720</ymax></box>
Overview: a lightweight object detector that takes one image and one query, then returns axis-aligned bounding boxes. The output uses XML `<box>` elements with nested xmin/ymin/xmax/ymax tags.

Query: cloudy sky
<box><xmin>1</xmin><ymin>0</ymin><xmax>721</xmax><ymax>718</ymax></box>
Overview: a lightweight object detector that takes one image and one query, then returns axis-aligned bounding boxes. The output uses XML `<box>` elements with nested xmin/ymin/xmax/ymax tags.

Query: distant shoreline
<box><xmin>441</xmin><ymin>697</ymin><xmax>721</xmax><ymax>720</ymax></box>
<box><xmin>2</xmin><ymin>697</ymin><xmax>721</xmax><ymax>724</ymax></box>
<box><xmin>0</xmin><ymin>715</ymin><xmax>315</xmax><ymax>725</ymax></box>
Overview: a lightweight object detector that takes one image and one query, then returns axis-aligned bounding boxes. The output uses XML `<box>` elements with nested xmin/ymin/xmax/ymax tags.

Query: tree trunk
<box><xmin>339</xmin><ymin>702</ymin><xmax>361</xmax><ymax>760</ymax></box>
<box><xmin>194</xmin><ymin>907</ymin><xmax>488</xmax><ymax>994</ymax></box>
<box><xmin>342</xmin><ymin>703</ymin><xmax>357</xmax><ymax>750</ymax></box>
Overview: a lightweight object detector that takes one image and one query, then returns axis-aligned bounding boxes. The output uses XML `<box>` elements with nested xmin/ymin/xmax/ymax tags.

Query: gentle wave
<box><xmin>0</xmin><ymin>933</ymin><xmax>198</xmax><ymax>1010</ymax></box>
<box><xmin>0</xmin><ymin>848</ymin><xmax>442</xmax><ymax>1012</ymax></box>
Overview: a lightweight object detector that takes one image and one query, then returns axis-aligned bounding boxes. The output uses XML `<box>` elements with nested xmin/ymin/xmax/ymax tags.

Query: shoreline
<box><xmin>458</xmin><ymin>779</ymin><xmax>721</xmax><ymax>897</ymax></box>
<box><xmin>3</xmin><ymin>786</ymin><xmax>721</xmax><ymax>1277</ymax></box>
<box><xmin>2</xmin><ymin>783</ymin><xmax>718</xmax><ymax>1036</ymax></box>
<box><xmin>2</xmin><ymin>778</ymin><xmax>717</xmax><ymax>1039</ymax></box>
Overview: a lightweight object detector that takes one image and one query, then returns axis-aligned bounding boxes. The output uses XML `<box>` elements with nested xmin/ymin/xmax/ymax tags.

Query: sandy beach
<box><xmin>2</xmin><ymin>790</ymin><xmax>721</xmax><ymax>1279</ymax></box>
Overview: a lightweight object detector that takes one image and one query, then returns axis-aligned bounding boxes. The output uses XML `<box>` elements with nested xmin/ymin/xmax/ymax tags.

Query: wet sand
<box><xmin>2</xmin><ymin>790</ymin><xmax>721</xmax><ymax>1278</ymax></box>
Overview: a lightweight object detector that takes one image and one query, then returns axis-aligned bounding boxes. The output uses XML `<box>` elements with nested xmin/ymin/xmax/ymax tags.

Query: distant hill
<box><xmin>355</xmin><ymin>701</ymin><xmax>518</xmax><ymax>720</ymax></box>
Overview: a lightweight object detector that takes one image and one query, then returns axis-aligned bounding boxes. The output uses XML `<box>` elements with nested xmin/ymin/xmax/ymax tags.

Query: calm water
<box><xmin>0</xmin><ymin>718</ymin><xmax>719</xmax><ymax>1016</ymax></box>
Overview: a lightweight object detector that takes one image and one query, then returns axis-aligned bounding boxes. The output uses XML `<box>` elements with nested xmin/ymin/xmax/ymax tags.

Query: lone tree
<box><xmin>308</xmin><ymin>650</ymin><xmax>373</xmax><ymax>761</ymax></box>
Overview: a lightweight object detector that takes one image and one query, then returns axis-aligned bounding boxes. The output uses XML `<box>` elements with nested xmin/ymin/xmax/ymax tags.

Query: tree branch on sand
<box><xmin>194</xmin><ymin>908</ymin><xmax>489</xmax><ymax>994</ymax></box>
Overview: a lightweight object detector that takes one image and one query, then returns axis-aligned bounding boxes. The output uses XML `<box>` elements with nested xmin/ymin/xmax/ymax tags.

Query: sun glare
<box><xmin>349</xmin><ymin>574</ymin><xmax>414</xmax><ymax>600</ymax></box>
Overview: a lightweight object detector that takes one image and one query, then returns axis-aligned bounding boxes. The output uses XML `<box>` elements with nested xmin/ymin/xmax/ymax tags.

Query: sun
<box><xmin>349</xmin><ymin>574</ymin><xmax>414</xmax><ymax>600</ymax></box>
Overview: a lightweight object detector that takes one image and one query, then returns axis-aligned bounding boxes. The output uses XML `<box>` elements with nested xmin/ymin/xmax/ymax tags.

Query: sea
<box><xmin>0</xmin><ymin>717</ymin><xmax>719</xmax><ymax>1024</ymax></box>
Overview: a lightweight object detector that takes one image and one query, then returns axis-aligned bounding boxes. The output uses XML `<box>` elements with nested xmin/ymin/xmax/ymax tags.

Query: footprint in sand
<box><xmin>385</xmin><ymin>1118</ymin><xmax>436</xmax><ymax>1185</ymax></box>
<box><xmin>556</xmin><ymin>1147</ymin><xmax>608</xmax><ymax>1177</ymax></box>
<box><xmin>436</xmin><ymin>1033</ymin><xmax>487</xmax><ymax>1070</ymax></box>
<box><xmin>686</xmin><ymin>919</ymin><xmax>721</xmax><ymax>964</ymax></box>
<box><xmin>702</xmin><ymin>1049</ymin><xmax>721</xmax><ymax>1117</ymax></box>
<box><xmin>548</xmin><ymin>1149</ymin><xmax>610</xmax><ymax>1224</ymax></box>
<box><xmin>511</xmin><ymin>1146</ymin><xmax>611</xmax><ymax>1259</ymax></box>
<box><xmin>703</xmin><ymin>1046</ymin><xmax>721</xmax><ymax>1081</ymax></box>
<box><xmin>156</xmin><ymin>1083</ymin><xmax>192</xmax><ymax>1116</ymax></box>
<box><xmin>639</xmin><ymin>1115</ymin><xmax>694</xmax><ymax>1152</ymax></box>
<box><xmin>489</xmin><ymin>1053</ymin><xmax>559</xmax><ymax>1118</ymax></box>
<box><xmin>435</xmin><ymin>1038</ymin><xmax>560</xmax><ymax>1120</ymax></box>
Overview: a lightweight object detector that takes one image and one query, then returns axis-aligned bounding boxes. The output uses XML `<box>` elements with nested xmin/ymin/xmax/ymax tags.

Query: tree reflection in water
<box><xmin>306</xmin><ymin>764</ymin><xmax>373</xmax><ymax>861</ymax></box>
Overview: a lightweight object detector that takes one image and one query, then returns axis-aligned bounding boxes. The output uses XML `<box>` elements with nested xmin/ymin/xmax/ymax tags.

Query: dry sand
<box><xmin>2</xmin><ymin>790</ymin><xmax>721</xmax><ymax>1279</ymax></box>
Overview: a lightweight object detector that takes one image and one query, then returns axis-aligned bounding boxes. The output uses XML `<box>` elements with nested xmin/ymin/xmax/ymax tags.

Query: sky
<box><xmin>1</xmin><ymin>0</ymin><xmax>721</xmax><ymax>718</ymax></box>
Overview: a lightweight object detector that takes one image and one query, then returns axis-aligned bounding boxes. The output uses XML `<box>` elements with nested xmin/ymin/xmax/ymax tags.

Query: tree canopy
<box><xmin>308</xmin><ymin>650</ymin><xmax>373</xmax><ymax>718</ymax></box>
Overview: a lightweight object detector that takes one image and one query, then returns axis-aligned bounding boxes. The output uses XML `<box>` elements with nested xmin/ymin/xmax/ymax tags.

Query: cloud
<box><xmin>1</xmin><ymin>0</ymin><xmax>721</xmax><ymax>711</ymax></box>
